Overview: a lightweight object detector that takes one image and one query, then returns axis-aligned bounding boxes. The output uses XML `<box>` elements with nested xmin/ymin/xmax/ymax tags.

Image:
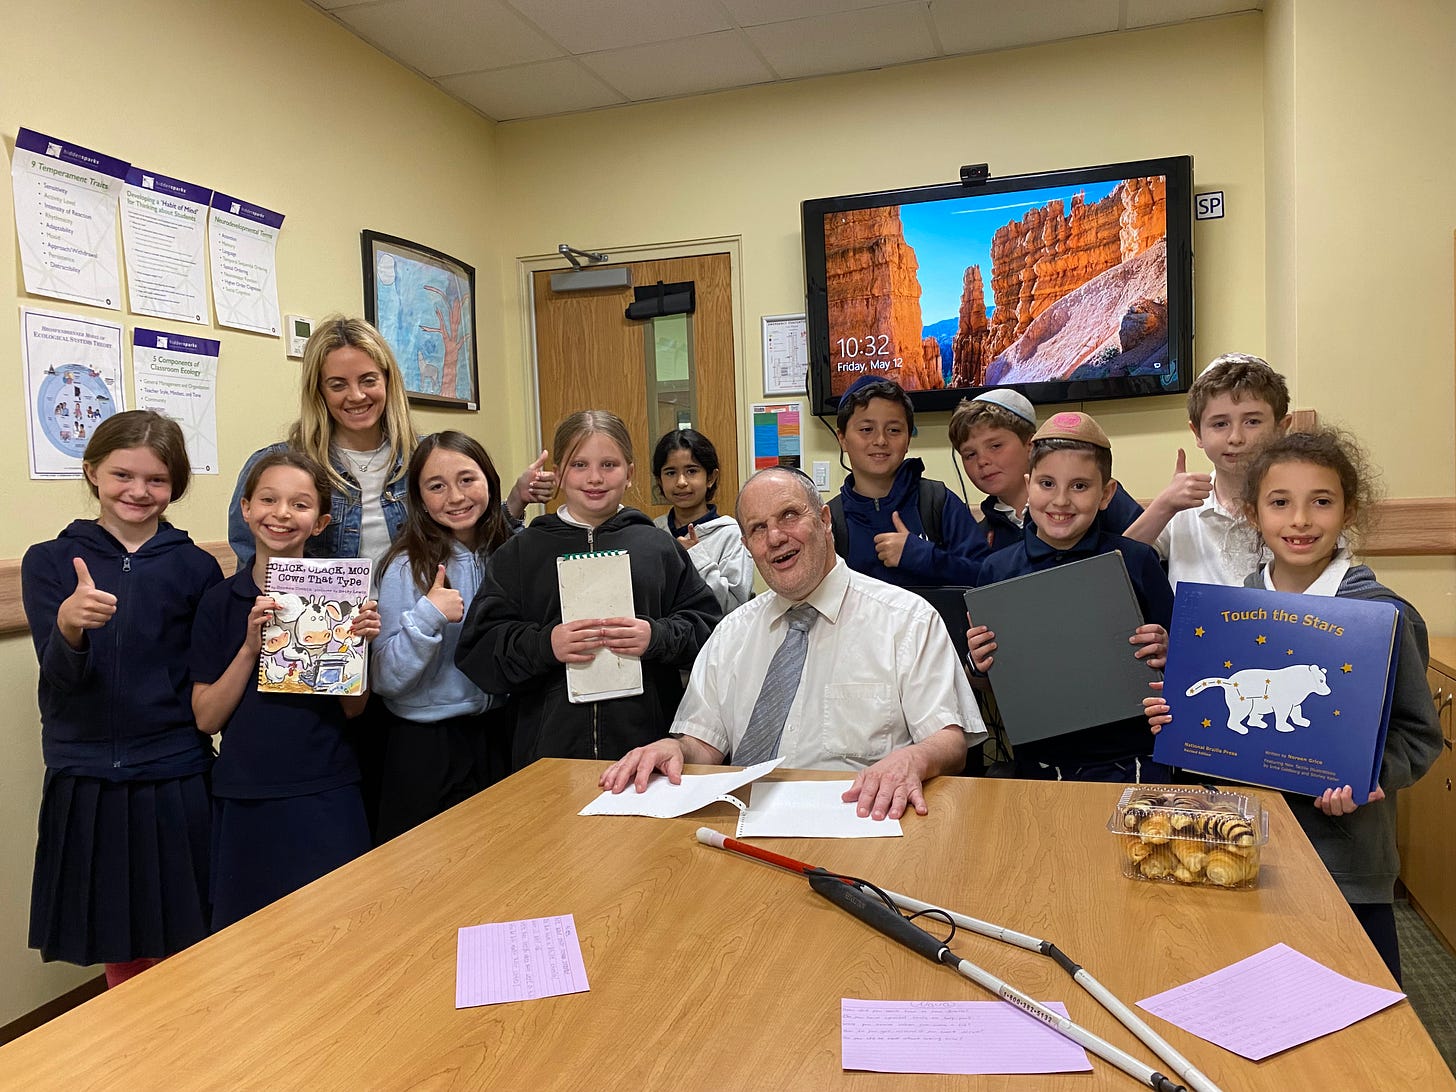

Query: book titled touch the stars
<box><xmin>1154</xmin><ymin>583</ymin><xmax>1401</xmax><ymax>803</ymax></box>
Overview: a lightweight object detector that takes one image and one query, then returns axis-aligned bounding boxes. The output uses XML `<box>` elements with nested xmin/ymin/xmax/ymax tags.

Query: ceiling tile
<box><xmin>438</xmin><ymin>59</ymin><xmax>628</xmax><ymax>121</ymax></box>
<box><xmin>930</xmin><ymin>0</ymin><xmax>1120</xmax><ymax>55</ymax></box>
<box><xmin>579</xmin><ymin>31</ymin><xmax>776</xmax><ymax>101</ymax></box>
<box><xmin>507</xmin><ymin>0</ymin><xmax>732</xmax><ymax>55</ymax></box>
<box><xmin>333</xmin><ymin>0</ymin><xmax>562</xmax><ymax>77</ymax></box>
<box><xmin>1126</xmin><ymin>0</ymin><xmax>1262</xmax><ymax>28</ymax></box>
<box><xmin>717</xmin><ymin>0</ymin><xmax>898</xmax><ymax>27</ymax></box>
<box><xmin>744</xmin><ymin>3</ymin><xmax>937</xmax><ymax>80</ymax></box>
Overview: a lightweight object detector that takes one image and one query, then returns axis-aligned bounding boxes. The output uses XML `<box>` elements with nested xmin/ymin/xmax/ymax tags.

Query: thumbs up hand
<box><xmin>1155</xmin><ymin>448</ymin><xmax>1214</xmax><ymax>515</ymax></box>
<box><xmin>57</xmin><ymin>557</ymin><xmax>118</xmax><ymax>648</ymax></box>
<box><xmin>425</xmin><ymin>563</ymin><xmax>465</xmax><ymax>623</ymax></box>
<box><xmin>873</xmin><ymin>511</ymin><xmax>912</xmax><ymax>568</ymax></box>
<box><xmin>506</xmin><ymin>450</ymin><xmax>557</xmax><ymax>519</ymax></box>
<box><xmin>524</xmin><ymin>449</ymin><xmax>556</xmax><ymax>503</ymax></box>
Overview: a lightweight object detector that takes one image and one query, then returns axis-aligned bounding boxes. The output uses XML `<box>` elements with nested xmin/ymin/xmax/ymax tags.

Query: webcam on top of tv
<box><xmin>959</xmin><ymin>163</ymin><xmax>990</xmax><ymax>185</ymax></box>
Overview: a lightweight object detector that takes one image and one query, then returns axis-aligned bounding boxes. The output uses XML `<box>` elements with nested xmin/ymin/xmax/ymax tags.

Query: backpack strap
<box><xmin>828</xmin><ymin>495</ymin><xmax>849</xmax><ymax>558</ymax></box>
<box><xmin>917</xmin><ymin>478</ymin><xmax>947</xmax><ymax>546</ymax></box>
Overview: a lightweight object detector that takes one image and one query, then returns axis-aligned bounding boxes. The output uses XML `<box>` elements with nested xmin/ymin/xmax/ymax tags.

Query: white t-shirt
<box><xmin>672</xmin><ymin>559</ymin><xmax>986</xmax><ymax>771</ymax></box>
<box><xmin>334</xmin><ymin>441</ymin><xmax>392</xmax><ymax>570</ymax></box>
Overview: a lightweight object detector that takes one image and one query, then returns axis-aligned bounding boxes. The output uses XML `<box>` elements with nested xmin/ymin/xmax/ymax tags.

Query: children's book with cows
<box><xmin>257</xmin><ymin>557</ymin><xmax>372</xmax><ymax>697</ymax></box>
<box><xmin>1153</xmin><ymin>582</ymin><xmax>1400</xmax><ymax>803</ymax></box>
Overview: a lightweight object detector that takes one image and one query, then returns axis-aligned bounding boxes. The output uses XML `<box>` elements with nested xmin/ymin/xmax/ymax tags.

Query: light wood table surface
<box><xmin>2</xmin><ymin>760</ymin><xmax>1451</xmax><ymax>1089</ymax></box>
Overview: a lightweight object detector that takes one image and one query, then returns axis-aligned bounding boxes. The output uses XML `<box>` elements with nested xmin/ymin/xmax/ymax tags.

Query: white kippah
<box><xmin>971</xmin><ymin>388</ymin><xmax>1037</xmax><ymax>426</ymax></box>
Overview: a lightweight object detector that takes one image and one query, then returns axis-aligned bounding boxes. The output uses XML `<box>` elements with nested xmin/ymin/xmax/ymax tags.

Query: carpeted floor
<box><xmin>1396</xmin><ymin>898</ymin><xmax>1456</xmax><ymax>1075</ymax></box>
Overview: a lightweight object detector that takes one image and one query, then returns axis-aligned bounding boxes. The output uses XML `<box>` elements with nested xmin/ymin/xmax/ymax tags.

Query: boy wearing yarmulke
<box><xmin>967</xmin><ymin>410</ymin><xmax>1174</xmax><ymax>782</ymax></box>
<box><xmin>948</xmin><ymin>389</ymin><xmax>1144</xmax><ymax>554</ymax></box>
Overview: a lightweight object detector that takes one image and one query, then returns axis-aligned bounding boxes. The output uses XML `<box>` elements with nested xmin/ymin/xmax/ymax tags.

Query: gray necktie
<box><xmin>732</xmin><ymin>604</ymin><xmax>819</xmax><ymax>766</ymax></box>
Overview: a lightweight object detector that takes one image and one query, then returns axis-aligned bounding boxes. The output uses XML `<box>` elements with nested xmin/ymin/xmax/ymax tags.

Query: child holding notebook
<box><xmin>455</xmin><ymin>411</ymin><xmax>721</xmax><ymax>769</ymax></box>
<box><xmin>967</xmin><ymin>411</ymin><xmax>1171</xmax><ymax>782</ymax></box>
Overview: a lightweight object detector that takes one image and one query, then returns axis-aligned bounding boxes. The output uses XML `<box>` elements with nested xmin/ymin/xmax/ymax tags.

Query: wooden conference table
<box><xmin>3</xmin><ymin>761</ymin><xmax>1450</xmax><ymax>1089</ymax></box>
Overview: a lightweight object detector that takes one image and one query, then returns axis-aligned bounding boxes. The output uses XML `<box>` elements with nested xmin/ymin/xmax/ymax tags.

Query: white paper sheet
<box><xmin>579</xmin><ymin>758</ymin><xmax>784</xmax><ymax>818</ymax></box>
<box><xmin>20</xmin><ymin>307</ymin><xmax>125</xmax><ymax>479</ymax></box>
<box><xmin>132</xmin><ymin>328</ymin><xmax>220</xmax><ymax>475</ymax></box>
<box><xmin>737</xmin><ymin>780</ymin><xmax>902</xmax><ymax>838</ymax></box>
<box><xmin>11</xmin><ymin>128</ymin><xmax>126</xmax><ymax>309</ymax></box>
<box><xmin>208</xmin><ymin>191</ymin><xmax>283</xmax><ymax>336</ymax></box>
<box><xmin>121</xmin><ymin>168</ymin><xmax>211</xmax><ymax>324</ymax></box>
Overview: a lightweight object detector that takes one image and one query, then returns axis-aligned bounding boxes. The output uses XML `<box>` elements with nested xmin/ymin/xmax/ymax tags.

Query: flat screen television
<box><xmin>802</xmin><ymin>155</ymin><xmax>1193</xmax><ymax>417</ymax></box>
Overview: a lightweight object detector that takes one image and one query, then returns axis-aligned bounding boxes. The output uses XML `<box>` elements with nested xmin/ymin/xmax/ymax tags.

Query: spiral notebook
<box><xmin>257</xmin><ymin>556</ymin><xmax>372</xmax><ymax>696</ymax></box>
<box><xmin>557</xmin><ymin>550</ymin><xmax>643</xmax><ymax>703</ymax></box>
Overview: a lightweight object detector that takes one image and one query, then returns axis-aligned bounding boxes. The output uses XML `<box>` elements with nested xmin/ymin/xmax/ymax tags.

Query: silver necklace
<box><xmin>340</xmin><ymin>442</ymin><xmax>385</xmax><ymax>474</ymax></box>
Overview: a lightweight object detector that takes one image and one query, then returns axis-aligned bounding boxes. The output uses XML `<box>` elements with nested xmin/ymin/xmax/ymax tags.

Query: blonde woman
<box><xmin>228</xmin><ymin>316</ymin><xmax>552</xmax><ymax>566</ymax></box>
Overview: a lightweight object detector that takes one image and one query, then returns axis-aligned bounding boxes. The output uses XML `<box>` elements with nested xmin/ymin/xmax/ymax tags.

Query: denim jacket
<box><xmin>228</xmin><ymin>441</ymin><xmax>408</xmax><ymax>565</ymax></box>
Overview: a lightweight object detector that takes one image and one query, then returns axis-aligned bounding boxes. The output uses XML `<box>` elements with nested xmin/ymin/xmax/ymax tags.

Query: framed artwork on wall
<box><xmin>361</xmin><ymin>230</ymin><xmax>479</xmax><ymax>409</ymax></box>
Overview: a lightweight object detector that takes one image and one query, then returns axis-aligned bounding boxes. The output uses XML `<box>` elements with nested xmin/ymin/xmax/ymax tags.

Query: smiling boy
<box><xmin>1123</xmin><ymin>354</ymin><xmax>1292</xmax><ymax>588</ymax></box>
<box><xmin>969</xmin><ymin>411</ymin><xmax>1173</xmax><ymax>782</ymax></box>
<box><xmin>830</xmin><ymin>376</ymin><xmax>988</xmax><ymax>586</ymax></box>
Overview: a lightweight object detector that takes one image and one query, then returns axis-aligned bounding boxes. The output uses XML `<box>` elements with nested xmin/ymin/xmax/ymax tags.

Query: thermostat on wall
<box><xmin>286</xmin><ymin>315</ymin><xmax>313</xmax><ymax>359</ymax></box>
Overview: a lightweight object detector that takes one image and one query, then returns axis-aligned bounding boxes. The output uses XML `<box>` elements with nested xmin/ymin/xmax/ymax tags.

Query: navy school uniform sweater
<box><xmin>190</xmin><ymin>563</ymin><xmax>359</xmax><ymax>799</ymax></box>
<box><xmin>836</xmin><ymin>458</ymin><xmax>989</xmax><ymax>586</ymax></box>
<box><xmin>977</xmin><ymin>521</ymin><xmax>1173</xmax><ymax>767</ymax></box>
<box><xmin>22</xmin><ymin>520</ymin><xmax>222</xmax><ymax>779</ymax></box>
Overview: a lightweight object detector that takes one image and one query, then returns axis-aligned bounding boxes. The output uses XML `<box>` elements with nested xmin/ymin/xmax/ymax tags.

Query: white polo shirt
<box><xmin>1155</xmin><ymin>475</ymin><xmax>1264</xmax><ymax>590</ymax></box>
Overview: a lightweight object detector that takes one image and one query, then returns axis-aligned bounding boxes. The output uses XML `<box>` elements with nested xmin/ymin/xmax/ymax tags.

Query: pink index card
<box><xmin>455</xmin><ymin>914</ymin><xmax>590</xmax><ymax>1009</ymax></box>
<box><xmin>841</xmin><ymin>999</ymin><xmax>1092</xmax><ymax>1075</ymax></box>
<box><xmin>1136</xmin><ymin>942</ymin><xmax>1405</xmax><ymax>1060</ymax></box>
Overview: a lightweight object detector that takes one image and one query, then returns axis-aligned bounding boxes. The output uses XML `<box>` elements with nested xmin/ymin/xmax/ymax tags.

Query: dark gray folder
<box><xmin>963</xmin><ymin>552</ymin><xmax>1156</xmax><ymax>746</ymax></box>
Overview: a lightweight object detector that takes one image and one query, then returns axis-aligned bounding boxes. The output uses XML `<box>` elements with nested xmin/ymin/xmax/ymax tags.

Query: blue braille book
<box><xmin>1154</xmin><ymin>582</ymin><xmax>1400</xmax><ymax>803</ymax></box>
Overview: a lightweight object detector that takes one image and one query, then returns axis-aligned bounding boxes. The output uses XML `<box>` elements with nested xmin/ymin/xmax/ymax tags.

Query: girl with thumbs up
<box><xmin>371</xmin><ymin>432</ymin><xmax>515</xmax><ymax>840</ymax></box>
<box><xmin>21</xmin><ymin>410</ymin><xmax>223</xmax><ymax>987</ymax></box>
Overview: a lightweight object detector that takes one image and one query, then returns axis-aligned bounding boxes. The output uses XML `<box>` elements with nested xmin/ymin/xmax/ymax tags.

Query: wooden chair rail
<box><xmin>0</xmin><ymin>500</ymin><xmax>1451</xmax><ymax>638</ymax></box>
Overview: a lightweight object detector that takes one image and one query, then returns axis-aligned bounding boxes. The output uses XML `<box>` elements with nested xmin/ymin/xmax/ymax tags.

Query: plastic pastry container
<box><xmin>1107</xmin><ymin>786</ymin><xmax>1269</xmax><ymax>889</ymax></box>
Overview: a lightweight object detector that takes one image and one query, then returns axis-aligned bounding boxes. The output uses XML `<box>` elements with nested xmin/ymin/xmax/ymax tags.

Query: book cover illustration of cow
<box><xmin>257</xmin><ymin>557</ymin><xmax>372</xmax><ymax>696</ymax></box>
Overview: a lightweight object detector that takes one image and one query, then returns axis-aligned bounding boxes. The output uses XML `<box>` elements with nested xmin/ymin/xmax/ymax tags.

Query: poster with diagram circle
<box><xmin>20</xmin><ymin>308</ymin><xmax>125</xmax><ymax>479</ymax></box>
<box><xmin>35</xmin><ymin>365</ymin><xmax>117</xmax><ymax>457</ymax></box>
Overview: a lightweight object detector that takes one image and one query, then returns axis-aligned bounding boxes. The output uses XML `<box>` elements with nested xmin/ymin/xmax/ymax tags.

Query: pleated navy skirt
<box><xmin>29</xmin><ymin>770</ymin><xmax>211</xmax><ymax>966</ymax></box>
<box><xmin>210</xmin><ymin>785</ymin><xmax>369</xmax><ymax>931</ymax></box>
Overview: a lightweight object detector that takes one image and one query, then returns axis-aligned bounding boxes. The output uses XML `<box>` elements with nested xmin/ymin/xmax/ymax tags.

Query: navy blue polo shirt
<box><xmin>190</xmin><ymin>564</ymin><xmax>359</xmax><ymax>800</ymax></box>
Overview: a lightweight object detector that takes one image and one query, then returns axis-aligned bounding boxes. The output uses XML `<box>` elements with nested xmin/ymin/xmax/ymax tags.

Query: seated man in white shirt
<box><xmin>599</xmin><ymin>466</ymin><xmax>986</xmax><ymax>821</ymax></box>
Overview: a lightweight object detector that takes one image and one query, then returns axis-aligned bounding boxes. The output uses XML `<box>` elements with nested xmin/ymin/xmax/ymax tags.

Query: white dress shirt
<box><xmin>1155</xmin><ymin>474</ymin><xmax>1264</xmax><ymax>590</ymax></box>
<box><xmin>671</xmin><ymin>559</ymin><xmax>987</xmax><ymax>771</ymax></box>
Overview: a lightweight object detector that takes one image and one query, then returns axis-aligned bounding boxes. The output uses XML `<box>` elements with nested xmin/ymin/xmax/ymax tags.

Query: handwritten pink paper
<box><xmin>1136</xmin><ymin>942</ymin><xmax>1405</xmax><ymax>1060</ymax></box>
<box><xmin>455</xmin><ymin>914</ymin><xmax>590</xmax><ymax>1008</ymax></box>
<box><xmin>841</xmin><ymin>999</ymin><xmax>1092</xmax><ymax>1074</ymax></box>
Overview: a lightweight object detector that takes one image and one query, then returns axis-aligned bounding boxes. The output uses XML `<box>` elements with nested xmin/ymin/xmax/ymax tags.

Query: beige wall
<box><xmin>2</xmin><ymin>0</ymin><xmax>1452</xmax><ymax>1029</ymax></box>
<box><xmin>1262</xmin><ymin>0</ymin><xmax>1456</xmax><ymax>623</ymax></box>
<box><xmin>493</xmin><ymin>17</ymin><xmax>1270</xmax><ymax>508</ymax></box>
<box><xmin>494</xmin><ymin>7</ymin><xmax>1453</xmax><ymax>624</ymax></box>
<box><xmin>0</xmin><ymin>0</ymin><xmax>506</xmax><ymax>1024</ymax></box>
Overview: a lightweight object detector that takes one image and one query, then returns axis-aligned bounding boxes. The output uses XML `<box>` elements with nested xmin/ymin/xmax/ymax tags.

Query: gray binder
<box><xmin>963</xmin><ymin>552</ymin><xmax>1157</xmax><ymax>746</ymax></box>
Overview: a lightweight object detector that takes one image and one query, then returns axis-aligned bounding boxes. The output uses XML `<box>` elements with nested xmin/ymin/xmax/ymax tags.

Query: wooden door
<box><xmin>533</xmin><ymin>252</ymin><xmax>738</xmax><ymax>519</ymax></box>
<box><xmin>1398</xmin><ymin>665</ymin><xmax>1456</xmax><ymax>952</ymax></box>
